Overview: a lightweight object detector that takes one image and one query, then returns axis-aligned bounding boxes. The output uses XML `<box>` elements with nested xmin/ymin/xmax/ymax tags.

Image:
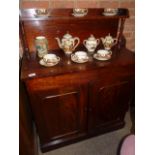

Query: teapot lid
<box><xmin>63</xmin><ymin>32</ymin><xmax>72</xmax><ymax>39</ymax></box>
<box><xmin>88</xmin><ymin>34</ymin><xmax>96</xmax><ymax>41</ymax></box>
<box><xmin>105</xmin><ymin>33</ymin><xmax>113</xmax><ymax>40</ymax></box>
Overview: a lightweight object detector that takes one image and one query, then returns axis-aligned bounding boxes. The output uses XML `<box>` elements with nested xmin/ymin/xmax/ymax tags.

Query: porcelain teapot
<box><xmin>83</xmin><ymin>34</ymin><xmax>100</xmax><ymax>53</ymax></box>
<box><xmin>101</xmin><ymin>33</ymin><xmax>117</xmax><ymax>50</ymax></box>
<box><xmin>55</xmin><ymin>32</ymin><xmax>80</xmax><ymax>55</ymax></box>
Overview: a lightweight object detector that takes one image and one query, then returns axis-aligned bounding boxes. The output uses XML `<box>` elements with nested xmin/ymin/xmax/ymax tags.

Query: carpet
<box><xmin>39</xmin><ymin>111</ymin><xmax>132</xmax><ymax>155</ymax></box>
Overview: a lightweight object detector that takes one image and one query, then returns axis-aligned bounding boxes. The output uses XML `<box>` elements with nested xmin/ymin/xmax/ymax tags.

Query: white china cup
<box><xmin>73</xmin><ymin>8</ymin><xmax>88</xmax><ymax>15</ymax></box>
<box><xmin>104</xmin><ymin>8</ymin><xmax>118</xmax><ymax>14</ymax></box>
<box><xmin>97</xmin><ymin>49</ymin><xmax>109</xmax><ymax>57</ymax></box>
<box><xmin>43</xmin><ymin>54</ymin><xmax>58</xmax><ymax>63</ymax></box>
<box><xmin>74</xmin><ymin>51</ymin><xmax>87</xmax><ymax>60</ymax></box>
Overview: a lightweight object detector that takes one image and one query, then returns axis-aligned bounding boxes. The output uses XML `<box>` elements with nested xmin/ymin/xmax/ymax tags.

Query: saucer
<box><xmin>102</xmin><ymin>12</ymin><xmax>117</xmax><ymax>16</ymax></box>
<box><xmin>39</xmin><ymin>56</ymin><xmax>60</xmax><ymax>67</ymax></box>
<box><xmin>34</xmin><ymin>14</ymin><xmax>51</xmax><ymax>18</ymax></box>
<box><xmin>71</xmin><ymin>54</ymin><xmax>89</xmax><ymax>63</ymax></box>
<box><xmin>72</xmin><ymin>13</ymin><xmax>87</xmax><ymax>17</ymax></box>
<box><xmin>102</xmin><ymin>9</ymin><xmax>118</xmax><ymax>16</ymax></box>
<box><xmin>93</xmin><ymin>51</ymin><xmax>112</xmax><ymax>61</ymax></box>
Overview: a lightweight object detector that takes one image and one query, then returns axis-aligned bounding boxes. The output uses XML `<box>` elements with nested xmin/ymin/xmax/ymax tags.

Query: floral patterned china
<box><xmin>39</xmin><ymin>54</ymin><xmax>60</xmax><ymax>67</ymax></box>
<box><xmin>71</xmin><ymin>51</ymin><xmax>89</xmax><ymax>63</ymax></box>
<box><xmin>55</xmin><ymin>32</ymin><xmax>80</xmax><ymax>55</ymax></box>
<box><xmin>35</xmin><ymin>36</ymin><xmax>48</xmax><ymax>58</ymax></box>
<box><xmin>72</xmin><ymin>8</ymin><xmax>88</xmax><ymax>17</ymax></box>
<box><xmin>35</xmin><ymin>9</ymin><xmax>50</xmax><ymax>17</ymax></box>
<box><xmin>101</xmin><ymin>33</ymin><xmax>117</xmax><ymax>50</ymax></box>
<box><xmin>93</xmin><ymin>49</ymin><xmax>112</xmax><ymax>61</ymax></box>
<box><xmin>102</xmin><ymin>8</ymin><xmax>118</xmax><ymax>16</ymax></box>
<box><xmin>83</xmin><ymin>34</ymin><xmax>100</xmax><ymax>53</ymax></box>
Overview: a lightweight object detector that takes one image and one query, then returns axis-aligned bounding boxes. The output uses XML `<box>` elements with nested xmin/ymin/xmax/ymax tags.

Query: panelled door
<box><xmin>88</xmin><ymin>77</ymin><xmax>132</xmax><ymax>133</ymax></box>
<box><xmin>29</xmin><ymin>85</ymin><xmax>88</xmax><ymax>146</ymax></box>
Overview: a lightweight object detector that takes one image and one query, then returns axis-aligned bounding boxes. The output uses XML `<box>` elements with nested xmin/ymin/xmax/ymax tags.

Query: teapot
<box><xmin>55</xmin><ymin>32</ymin><xmax>80</xmax><ymax>55</ymax></box>
<box><xmin>101</xmin><ymin>33</ymin><xmax>117</xmax><ymax>50</ymax></box>
<box><xmin>83</xmin><ymin>34</ymin><xmax>100</xmax><ymax>53</ymax></box>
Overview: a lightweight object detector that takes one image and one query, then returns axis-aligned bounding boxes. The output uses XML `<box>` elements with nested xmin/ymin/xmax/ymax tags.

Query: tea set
<box><xmin>37</xmin><ymin>32</ymin><xmax>117</xmax><ymax>67</ymax></box>
<box><xmin>34</xmin><ymin>8</ymin><xmax>119</xmax><ymax>67</ymax></box>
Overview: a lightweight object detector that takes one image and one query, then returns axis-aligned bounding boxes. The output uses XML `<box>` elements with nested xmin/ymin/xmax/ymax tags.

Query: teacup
<box><xmin>35</xmin><ymin>9</ymin><xmax>48</xmax><ymax>16</ymax></box>
<box><xmin>97</xmin><ymin>49</ymin><xmax>109</xmax><ymax>57</ymax></box>
<box><xmin>74</xmin><ymin>51</ymin><xmax>88</xmax><ymax>60</ymax></box>
<box><xmin>73</xmin><ymin>8</ymin><xmax>88</xmax><ymax>15</ymax></box>
<box><xmin>43</xmin><ymin>54</ymin><xmax>58</xmax><ymax>64</ymax></box>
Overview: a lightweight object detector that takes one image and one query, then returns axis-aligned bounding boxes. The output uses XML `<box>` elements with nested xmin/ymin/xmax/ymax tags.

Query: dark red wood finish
<box><xmin>88</xmin><ymin>78</ymin><xmax>132</xmax><ymax>133</ymax></box>
<box><xmin>19</xmin><ymin>80</ymin><xmax>38</xmax><ymax>155</ymax></box>
<box><xmin>29</xmin><ymin>85</ymin><xmax>88</xmax><ymax>147</ymax></box>
<box><xmin>20</xmin><ymin>8</ymin><xmax>134</xmax><ymax>153</ymax></box>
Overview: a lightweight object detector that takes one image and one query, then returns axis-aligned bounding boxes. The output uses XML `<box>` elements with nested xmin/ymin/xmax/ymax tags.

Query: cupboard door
<box><xmin>29</xmin><ymin>86</ymin><xmax>87</xmax><ymax>148</ymax></box>
<box><xmin>88</xmin><ymin>79</ymin><xmax>132</xmax><ymax>133</ymax></box>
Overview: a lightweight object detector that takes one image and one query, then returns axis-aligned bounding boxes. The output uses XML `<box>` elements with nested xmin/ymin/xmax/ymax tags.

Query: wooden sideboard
<box><xmin>20</xmin><ymin>8</ymin><xmax>135</xmax><ymax>153</ymax></box>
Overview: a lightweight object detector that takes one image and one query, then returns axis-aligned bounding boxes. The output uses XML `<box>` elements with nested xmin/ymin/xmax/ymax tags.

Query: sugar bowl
<box><xmin>83</xmin><ymin>34</ymin><xmax>100</xmax><ymax>53</ymax></box>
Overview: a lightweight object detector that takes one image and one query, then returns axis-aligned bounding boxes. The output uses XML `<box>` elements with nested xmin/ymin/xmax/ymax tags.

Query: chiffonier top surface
<box><xmin>20</xmin><ymin>8</ymin><xmax>133</xmax><ymax>81</ymax></box>
<box><xmin>20</xmin><ymin>48</ymin><xmax>135</xmax><ymax>81</ymax></box>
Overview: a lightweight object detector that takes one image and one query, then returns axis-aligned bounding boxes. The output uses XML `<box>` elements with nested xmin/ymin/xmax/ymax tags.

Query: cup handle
<box><xmin>113</xmin><ymin>38</ymin><xmax>118</xmax><ymax>45</ymax></box>
<box><xmin>96</xmin><ymin>39</ymin><xmax>100</xmax><ymax>46</ymax></box>
<box><xmin>83</xmin><ymin>40</ymin><xmax>87</xmax><ymax>47</ymax></box>
<box><xmin>73</xmin><ymin>37</ymin><xmax>80</xmax><ymax>51</ymax></box>
<box><xmin>43</xmin><ymin>58</ymin><xmax>47</xmax><ymax>63</ymax></box>
<box><xmin>85</xmin><ymin>9</ymin><xmax>88</xmax><ymax>14</ymax></box>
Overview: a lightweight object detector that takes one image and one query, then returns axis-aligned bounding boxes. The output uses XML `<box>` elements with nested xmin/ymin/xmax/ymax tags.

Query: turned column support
<box><xmin>19</xmin><ymin>18</ymin><xmax>30</xmax><ymax>59</ymax></box>
<box><xmin>117</xmin><ymin>18</ymin><xmax>126</xmax><ymax>50</ymax></box>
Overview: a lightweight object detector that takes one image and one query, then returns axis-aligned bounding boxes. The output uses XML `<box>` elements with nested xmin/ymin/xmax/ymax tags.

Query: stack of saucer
<box><xmin>39</xmin><ymin>54</ymin><xmax>60</xmax><ymax>67</ymax></box>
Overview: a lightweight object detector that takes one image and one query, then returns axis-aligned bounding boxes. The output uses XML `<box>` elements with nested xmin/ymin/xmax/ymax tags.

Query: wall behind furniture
<box><xmin>19</xmin><ymin>0</ymin><xmax>135</xmax><ymax>51</ymax></box>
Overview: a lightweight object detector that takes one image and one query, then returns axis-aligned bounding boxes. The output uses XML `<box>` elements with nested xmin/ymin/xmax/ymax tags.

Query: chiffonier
<box><xmin>20</xmin><ymin>8</ymin><xmax>135</xmax><ymax>153</ymax></box>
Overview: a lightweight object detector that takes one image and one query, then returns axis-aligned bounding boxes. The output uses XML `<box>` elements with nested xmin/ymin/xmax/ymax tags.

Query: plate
<box><xmin>72</xmin><ymin>13</ymin><xmax>87</xmax><ymax>17</ymax></box>
<box><xmin>39</xmin><ymin>57</ymin><xmax>60</xmax><ymax>67</ymax></box>
<box><xmin>93</xmin><ymin>52</ymin><xmax>112</xmax><ymax>61</ymax></box>
<box><xmin>34</xmin><ymin>14</ymin><xmax>50</xmax><ymax>18</ymax></box>
<box><xmin>102</xmin><ymin>12</ymin><xmax>117</xmax><ymax>16</ymax></box>
<box><xmin>71</xmin><ymin>54</ymin><xmax>89</xmax><ymax>63</ymax></box>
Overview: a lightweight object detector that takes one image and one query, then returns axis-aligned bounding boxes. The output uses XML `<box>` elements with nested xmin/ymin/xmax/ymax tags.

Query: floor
<box><xmin>38</xmin><ymin>111</ymin><xmax>132</xmax><ymax>155</ymax></box>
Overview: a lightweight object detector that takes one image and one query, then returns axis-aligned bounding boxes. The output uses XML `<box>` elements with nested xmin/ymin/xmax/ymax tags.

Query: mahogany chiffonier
<box><xmin>20</xmin><ymin>9</ymin><xmax>135</xmax><ymax>153</ymax></box>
